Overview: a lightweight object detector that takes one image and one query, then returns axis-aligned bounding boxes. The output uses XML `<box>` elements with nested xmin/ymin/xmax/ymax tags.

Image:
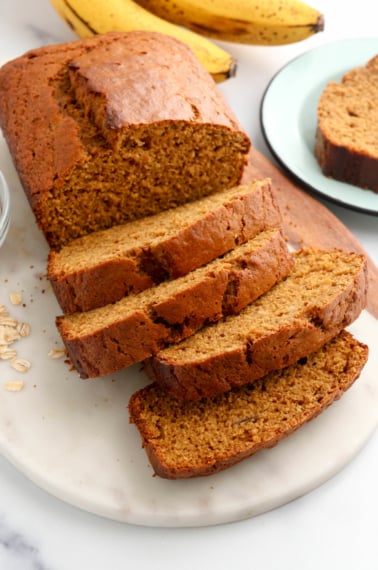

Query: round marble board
<box><xmin>0</xmin><ymin>159</ymin><xmax>377</xmax><ymax>528</ymax></box>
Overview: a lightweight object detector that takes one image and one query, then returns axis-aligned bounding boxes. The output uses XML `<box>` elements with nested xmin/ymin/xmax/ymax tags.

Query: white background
<box><xmin>0</xmin><ymin>1</ymin><xmax>377</xmax><ymax>569</ymax></box>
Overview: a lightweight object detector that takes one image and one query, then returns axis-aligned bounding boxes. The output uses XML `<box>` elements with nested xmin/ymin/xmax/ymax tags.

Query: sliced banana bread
<box><xmin>145</xmin><ymin>249</ymin><xmax>367</xmax><ymax>400</ymax></box>
<box><xmin>0</xmin><ymin>31</ymin><xmax>250</xmax><ymax>249</ymax></box>
<box><xmin>129</xmin><ymin>331</ymin><xmax>368</xmax><ymax>479</ymax></box>
<box><xmin>48</xmin><ymin>180</ymin><xmax>282</xmax><ymax>313</ymax></box>
<box><xmin>56</xmin><ymin>228</ymin><xmax>293</xmax><ymax>378</ymax></box>
<box><xmin>315</xmin><ymin>54</ymin><xmax>378</xmax><ymax>192</ymax></box>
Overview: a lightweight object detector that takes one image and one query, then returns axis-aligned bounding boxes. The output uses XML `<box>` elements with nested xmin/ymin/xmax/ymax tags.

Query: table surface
<box><xmin>0</xmin><ymin>1</ymin><xmax>377</xmax><ymax>569</ymax></box>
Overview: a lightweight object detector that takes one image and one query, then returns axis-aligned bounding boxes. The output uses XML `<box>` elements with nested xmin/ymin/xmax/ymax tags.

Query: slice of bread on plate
<box><xmin>315</xmin><ymin>54</ymin><xmax>378</xmax><ymax>192</ymax></box>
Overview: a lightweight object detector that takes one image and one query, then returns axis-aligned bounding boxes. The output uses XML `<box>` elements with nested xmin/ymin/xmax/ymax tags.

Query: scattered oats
<box><xmin>48</xmin><ymin>348</ymin><xmax>66</xmax><ymax>359</ymax></box>
<box><xmin>11</xmin><ymin>357</ymin><xmax>31</xmax><ymax>372</ymax></box>
<box><xmin>4</xmin><ymin>380</ymin><xmax>24</xmax><ymax>392</ymax></box>
<box><xmin>0</xmin><ymin>349</ymin><xmax>17</xmax><ymax>360</ymax></box>
<box><xmin>16</xmin><ymin>322</ymin><xmax>30</xmax><ymax>337</ymax></box>
<box><xmin>1</xmin><ymin>326</ymin><xmax>21</xmax><ymax>344</ymax></box>
<box><xmin>9</xmin><ymin>292</ymin><xmax>23</xmax><ymax>305</ymax></box>
<box><xmin>0</xmin><ymin>317</ymin><xmax>18</xmax><ymax>327</ymax></box>
<box><xmin>0</xmin><ymin>305</ymin><xmax>31</xmax><ymax>372</ymax></box>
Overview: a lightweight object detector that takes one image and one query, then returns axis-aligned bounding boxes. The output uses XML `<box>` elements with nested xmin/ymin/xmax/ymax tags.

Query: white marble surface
<box><xmin>0</xmin><ymin>0</ymin><xmax>377</xmax><ymax>568</ymax></box>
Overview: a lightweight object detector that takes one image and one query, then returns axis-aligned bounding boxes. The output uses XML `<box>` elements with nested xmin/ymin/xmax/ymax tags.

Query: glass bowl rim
<box><xmin>0</xmin><ymin>170</ymin><xmax>11</xmax><ymax>246</ymax></box>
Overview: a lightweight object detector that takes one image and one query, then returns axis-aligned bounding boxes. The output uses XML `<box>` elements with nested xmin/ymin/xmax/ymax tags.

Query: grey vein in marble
<box><xmin>0</xmin><ymin>517</ymin><xmax>52</xmax><ymax>570</ymax></box>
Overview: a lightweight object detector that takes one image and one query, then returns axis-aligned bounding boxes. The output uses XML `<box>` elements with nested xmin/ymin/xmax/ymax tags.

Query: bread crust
<box><xmin>315</xmin><ymin>55</ymin><xmax>378</xmax><ymax>192</ymax></box>
<box><xmin>129</xmin><ymin>332</ymin><xmax>368</xmax><ymax>478</ymax></box>
<box><xmin>315</xmin><ymin>127</ymin><xmax>378</xmax><ymax>191</ymax></box>
<box><xmin>56</xmin><ymin>228</ymin><xmax>293</xmax><ymax>378</ymax></box>
<box><xmin>48</xmin><ymin>180</ymin><xmax>282</xmax><ymax>313</ymax></box>
<box><xmin>0</xmin><ymin>31</ymin><xmax>250</xmax><ymax>248</ymax></box>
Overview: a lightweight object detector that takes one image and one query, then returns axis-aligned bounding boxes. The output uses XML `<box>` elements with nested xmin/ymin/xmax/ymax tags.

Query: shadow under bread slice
<box><xmin>56</xmin><ymin>228</ymin><xmax>293</xmax><ymax>378</ymax></box>
<box><xmin>48</xmin><ymin>179</ymin><xmax>281</xmax><ymax>313</ymax></box>
<box><xmin>129</xmin><ymin>331</ymin><xmax>369</xmax><ymax>479</ymax></box>
<box><xmin>144</xmin><ymin>249</ymin><xmax>368</xmax><ymax>400</ymax></box>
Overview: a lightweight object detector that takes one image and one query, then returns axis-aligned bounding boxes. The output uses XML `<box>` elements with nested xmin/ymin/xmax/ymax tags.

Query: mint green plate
<box><xmin>261</xmin><ymin>37</ymin><xmax>378</xmax><ymax>215</ymax></box>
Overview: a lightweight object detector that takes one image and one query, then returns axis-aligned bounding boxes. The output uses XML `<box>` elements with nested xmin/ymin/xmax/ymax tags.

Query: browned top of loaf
<box><xmin>129</xmin><ymin>331</ymin><xmax>368</xmax><ymax>479</ymax></box>
<box><xmin>0</xmin><ymin>31</ymin><xmax>250</xmax><ymax>248</ymax></box>
<box><xmin>146</xmin><ymin>248</ymin><xmax>367</xmax><ymax>399</ymax></box>
<box><xmin>317</xmin><ymin>55</ymin><xmax>378</xmax><ymax>159</ymax></box>
<box><xmin>48</xmin><ymin>180</ymin><xmax>282</xmax><ymax>313</ymax></box>
<box><xmin>68</xmin><ymin>34</ymin><xmax>238</xmax><ymax>149</ymax></box>
<box><xmin>0</xmin><ymin>30</ymin><xmax>246</xmax><ymax>197</ymax></box>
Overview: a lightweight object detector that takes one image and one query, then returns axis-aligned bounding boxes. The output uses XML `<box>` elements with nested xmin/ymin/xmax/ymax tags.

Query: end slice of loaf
<box><xmin>129</xmin><ymin>331</ymin><xmax>368</xmax><ymax>479</ymax></box>
<box><xmin>56</xmin><ymin>228</ymin><xmax>293</xmax><ymax>378</ymax></box>
<box><xmin>48</xmin><ymin>179</ymin><xmax>282</xmax><ymax>313</ymax></box>
<box><xmin>0</xmin><ymin>31</ymin><xmax>250</xmax><ymax>248</ymax></box>
<box><xmin>315</xmin><ymin>54</ymin><xmax>378</xmax><ymax>192</ymax></box>
<box><xmin>145</xmin><ymin>249</ymin><xmax>367</xmax><ymax>400</ymax></box>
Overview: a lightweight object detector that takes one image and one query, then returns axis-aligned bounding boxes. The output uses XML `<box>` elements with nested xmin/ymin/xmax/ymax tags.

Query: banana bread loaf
<box><xmin>145</xmin><ymin>249</ymin><xmax>367</xmax><ymax>400</ymax></box>
<box><xmin>315</xmin><ymin>54</ymin><xmax>378</xmax><ymax>192</ymax></box>
<box><xmin>47</xmin><ymin>180</ymin><xmax>282</xmax><ymax>313</ymax></box>
<box><xmin>56</xmin><ymin>228</ymin><xmax>293</xmax><ymax>378</ymax></box>
<box><xmin>129</xmin><ymin>331</ymin><xmax>368</xmax><ymax>479</ymax></box>
<box><xmin>0</xmin><ymin>31</ymin><xmax>250</xmax><ymax>249</ymax></box>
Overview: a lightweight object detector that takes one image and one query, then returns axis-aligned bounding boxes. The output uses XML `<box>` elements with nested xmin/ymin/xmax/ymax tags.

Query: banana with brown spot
<box><xmin>136</xmin><ymin>0</ymin><xmax>325</xmax><ymax>45</ymax></box>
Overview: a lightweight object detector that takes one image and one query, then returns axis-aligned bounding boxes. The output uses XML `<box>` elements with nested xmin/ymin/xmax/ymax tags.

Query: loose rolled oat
<box><xmin>48</xmin><ymin>348</ymin><xmax>66</xmax><ymax>359</ymax></box>
<box><xmin>9</xmin><ymin>292</ymin><xmax>22</xmax><ymax>305</ymax></box>
<box><xmin>11</xmin><ymin>357</ymin><xmax>31</xmax><ymax>372</ymax></box>
<box><xmin>0</xmin><ymin>305</ymin><xmax>31</xmax><ymax>378</ymax></box>
<box><xmin>4</xmin><ymin>380</ymin><xmax>24</xmax><ymax>392</ymax></box>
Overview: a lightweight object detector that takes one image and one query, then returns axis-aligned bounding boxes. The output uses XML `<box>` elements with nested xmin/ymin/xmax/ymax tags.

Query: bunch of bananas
<box><xmin>49</xmin><ymin>0</ymin><xmax>324</xmax><ymax>82</ymax></box>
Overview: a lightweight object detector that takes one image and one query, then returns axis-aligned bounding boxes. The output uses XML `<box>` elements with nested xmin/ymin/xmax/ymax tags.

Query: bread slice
<box><xmin>145</xmin><ymin>249</ymin><xmax>367</xmax><ymax>400</ymax></box>
<box><xmin>129</xmin><ymin>331</ymin><xmax>368</xmax><ymax>479</ymax></box>
<box><xmin>315</xmin><ymin>54</ymin><xmax>378</xmax><ymax>192</ymax></box>
<box><xmin>56</xmin><ymin>228</ymin><xmax>293</xmax><ymax>378</ymax></box>
<box><xmin>48</xmin><ymin>179</ymin><xmax>282</xmax><ymax>313</ymax></box>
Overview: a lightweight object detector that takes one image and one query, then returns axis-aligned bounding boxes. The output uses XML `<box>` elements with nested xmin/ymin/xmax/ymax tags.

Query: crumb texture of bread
<box><xmin>56</xmin><ymin>228</ymin><xmax>293</xmax><ymax>378</ymax></box>
<box><xmin>315</xmin><ymin>54</ymin><xmax>378</xmax><ymax>192</ymax></box>
<box><xmin>0</xmin><ymin>31</ymin><xmax>250</xmax><ymax>249</ymax></box>
<box><xmin>146</xmin><ymin>249</ymin><xmax>368</xmax><ymax>400</ymax></box>
<box><xmin>47</xmin><ymin>180</ymin><xmax>282</xmax><ymax>313</ymax></box>
<box><xmin>128</xmin><ymin>331</ymin><xmax>368</xmax><ymax>479</ymax></box>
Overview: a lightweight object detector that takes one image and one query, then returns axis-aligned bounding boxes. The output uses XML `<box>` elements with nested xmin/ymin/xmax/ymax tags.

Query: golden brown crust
<box><xmin>56</xmin><ymin>228</ymin><xmax>293</xmax><ymax>378</ymax></box>
<box><xmin>0</xmin><ymin>31</ymin><xmax>250</xmax><ymax>248</ymax></box>
<box><xmin>47</xmin><ymin>180</ymin><xmax>282</xmax><ymax>313</ymax></box>
<box><xmin>145</xmin><ymin>249</ymin><xmax>368</xmax><ymax>400</ymax></box>
<box><xmin>129</xmin><ymin>331</ymin><xmax>368</xmax><ymax>479</ymax></box>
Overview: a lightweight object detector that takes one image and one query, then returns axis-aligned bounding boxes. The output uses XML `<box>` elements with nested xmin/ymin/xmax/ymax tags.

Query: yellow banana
<box><xmin>48</xmin><ymin>0</ymin><xmax>236</xmax><ymax>82</ymax></box>
<box><xmin>135</xmin><ymin>0</ymin><xmax>325</xmax><ymax>45</ymax></box>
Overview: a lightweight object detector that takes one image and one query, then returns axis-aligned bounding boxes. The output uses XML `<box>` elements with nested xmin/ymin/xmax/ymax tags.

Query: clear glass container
<box><xmin>0</xmin><ymin>171</ymin><xmax>10</xmax><ymax>248</ymax></box>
